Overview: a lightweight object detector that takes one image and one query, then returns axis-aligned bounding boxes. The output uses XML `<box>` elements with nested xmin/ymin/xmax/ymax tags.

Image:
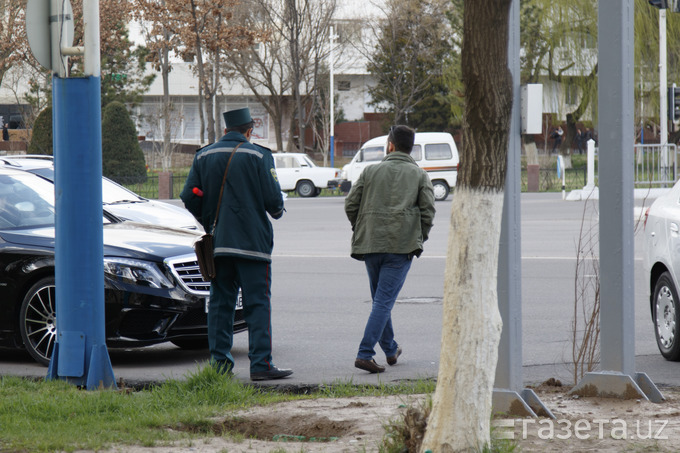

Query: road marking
<box><xmin>273</xmin><ymin>254</ymin><xmax>644</xmax><ymax>261</ymax></box>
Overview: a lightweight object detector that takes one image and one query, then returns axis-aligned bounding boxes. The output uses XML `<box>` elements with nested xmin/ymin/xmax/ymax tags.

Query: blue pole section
<box><xmin>330</xmin><ymin>136</ymin><xmax>335</xmax><ymax>168</ymax></box>
<box><xmin>46</xmin><ymin>75</ymin><xmax>116</xmax><ymax>390</ymax></box>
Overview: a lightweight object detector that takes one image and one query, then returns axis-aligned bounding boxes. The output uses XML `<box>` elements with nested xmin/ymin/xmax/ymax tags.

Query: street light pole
<box><xmin>660</xmin><ymin>9</ymin><xmax>668</xmax><ymax>145</ymax></box>
<box><xmin>330</xmin><ymin>26</ymin><xmax>336</xmax><ymax>168</ymax></box>
<box><xmin>46</xmin><ymin>0</ymin><xmax>116</xmax><ymax>390</ymax></box>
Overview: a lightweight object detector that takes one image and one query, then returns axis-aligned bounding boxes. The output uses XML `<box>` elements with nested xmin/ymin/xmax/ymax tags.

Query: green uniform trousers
<box><xmin>208</xmin><ymin>256</ymin><xmax>274</xmax><ymax>373</ymax></box>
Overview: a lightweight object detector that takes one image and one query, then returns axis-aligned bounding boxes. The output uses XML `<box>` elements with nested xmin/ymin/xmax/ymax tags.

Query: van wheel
<box><xmin>432</xmin><ymin>181</ymin><xmax>450</xmax><ymax>201</ymax></box>
<box><xmin>296</xmin><ymin>180</ymin><xmax>316</xmax><ymax>197</ymax></box>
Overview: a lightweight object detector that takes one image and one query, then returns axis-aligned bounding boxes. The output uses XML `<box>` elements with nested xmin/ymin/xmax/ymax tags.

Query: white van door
<box><xmin>346</xmin><ymin>145</ymin><xmax>385</xmax><ymax>184</ymax></box>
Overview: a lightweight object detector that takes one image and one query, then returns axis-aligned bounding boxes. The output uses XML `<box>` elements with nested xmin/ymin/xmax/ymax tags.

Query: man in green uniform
<box><xmin>181</xmin><ymin>107</ymin><xmax>292</xmax><ymax>381</ymax></box>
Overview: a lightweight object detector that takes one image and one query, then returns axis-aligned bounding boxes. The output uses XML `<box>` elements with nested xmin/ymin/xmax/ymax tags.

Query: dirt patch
<box><xmin>218</xmin><ymin>414</ymin><xmax>355</xmax><ymax>441</ymax></box>
<box><xmin>101</xmin><ymin>386</ymin><xmax>680</xmax><ymax>452</ymax></box>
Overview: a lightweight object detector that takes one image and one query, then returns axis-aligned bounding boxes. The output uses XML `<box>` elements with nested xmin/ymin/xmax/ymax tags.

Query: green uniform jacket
<box><xmin>180</xmin><ymin>132</ymin><xmax>284</xmax><ymax>262</ymax></box>
<box><xmin>344</xmin><ymin>151</ymin><xmax>435</xmax><ymax>260</ymax></box>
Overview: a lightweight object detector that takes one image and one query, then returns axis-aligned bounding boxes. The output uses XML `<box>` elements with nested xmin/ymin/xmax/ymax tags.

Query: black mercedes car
<box><xmin>0</xmin><ymin>167</ymin><xmax>244</xmax><ymax>366</ymax></box>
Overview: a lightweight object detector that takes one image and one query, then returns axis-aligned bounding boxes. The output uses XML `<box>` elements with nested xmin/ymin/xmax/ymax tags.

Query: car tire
<box><xmin>296</xmin><ymin>180</ymin><xmax>316</xmax><ymax>197</ymax></box>
<box><xmin>432</xmin><ymin>180</ymin><xmax>450</xmax><ymax>201</ymax></box>
<box><xmin>19</xmin><ymin>277</ymin><xmax>57</xmax><ymax>366</ymax></box>
<box><xmin>653</xmin><ymin>271</ymin><xmax>680</xmax><ymax>361</ymax></box>
<box><xmin>171</xmin><ymin>338</ymin><xmax>208</xmax><ymax>350</ymax></box>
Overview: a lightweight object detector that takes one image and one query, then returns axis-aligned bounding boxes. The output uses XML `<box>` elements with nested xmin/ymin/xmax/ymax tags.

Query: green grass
<box><xmin>0</xmin><ymin>367</ymin><xmax>291</xmax><ymax>452</ymax></box>
<box><xmin>0</xmin><ymin>370</ymin><xmax>520</xmax><ymax>452</ymax></box>
<box><xmin>0</xmin><ymin>369</ymin><xmax>437</xmax><ymax>452</ymax></box>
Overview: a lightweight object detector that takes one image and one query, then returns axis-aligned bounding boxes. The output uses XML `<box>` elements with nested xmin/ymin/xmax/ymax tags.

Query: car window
<box><xmin>0</xmin><ymin>173</ymin><xmax>55</xmax><ymax>229</ymax></box>
<box><xmin>101</xmin><ymin>178</ymin><xmax>144</xmax><ymax>204</ymax></box>
<box><xmin>363</xmin><ymin>146</ymin><xmax>384</xmax><ymax>162</ymax></box>
<box><xmin>300</xmin><ymin>155</ymin><xmax>315</xmax><ymax>167</ymax></box>
<box><xmin>410</xmin><ymin>145</ymin><xmax>422</xmax><ymax>161</ymax></box>
<box><xmin>424</xmin><ymin>143</ymin><xmax>453</xmax><ymax>160</ymax></box>
<box><xmin>275</xmin><ymin>156</ymin><xmax>301</xmax><ymax>169</ymax></box>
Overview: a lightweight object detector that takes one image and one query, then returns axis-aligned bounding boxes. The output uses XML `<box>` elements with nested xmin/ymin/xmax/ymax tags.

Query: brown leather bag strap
<box><xmin>210</xmin><ymin>142</ymin><xmax>244</xmax><ymax>234</ymax></box>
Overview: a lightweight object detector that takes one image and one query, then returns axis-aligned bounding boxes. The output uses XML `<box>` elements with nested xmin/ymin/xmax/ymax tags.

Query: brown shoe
<box><xmin>387</xmin><ymin>346</ymin><xmax>402</xmax><ymax>366</ymax></box>
<box><xmin>355</xmin><ymin>358</ymin><xmax>385</xmax><ymax>373</ymax></box>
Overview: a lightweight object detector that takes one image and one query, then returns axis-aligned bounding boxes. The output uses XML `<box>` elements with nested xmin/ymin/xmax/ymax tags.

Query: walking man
<box><xmin>345</xmin><ymin>125</ymin><xmax>435</xmax><ymax>373</ymax></box>
<box><xmin>181</xmin><ymin>107</ymin><xmax>292</xmax><ymax>381</ymax></box>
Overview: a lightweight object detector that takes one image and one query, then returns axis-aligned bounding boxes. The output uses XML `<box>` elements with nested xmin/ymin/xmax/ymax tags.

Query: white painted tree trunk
<box><xmin>420</xmin><ymin>187</ymin><xmax>504</xmax><ymax>452</ymax></box>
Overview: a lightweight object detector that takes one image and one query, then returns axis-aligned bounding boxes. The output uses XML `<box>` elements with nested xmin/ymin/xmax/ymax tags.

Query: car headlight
<box><xmin>103</xmin><ymin>258</ymin><xmax>173</xmax><ymax>289</ymax></box>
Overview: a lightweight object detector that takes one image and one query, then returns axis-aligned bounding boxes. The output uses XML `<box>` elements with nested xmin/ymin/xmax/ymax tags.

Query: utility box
<box><xmin>521</xmin><ymin>84</ymin><xmax>543</xmax><ymax>134</ymax></box>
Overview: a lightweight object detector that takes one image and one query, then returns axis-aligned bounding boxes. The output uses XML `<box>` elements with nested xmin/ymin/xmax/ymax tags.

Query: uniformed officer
<box><xmin>181</xmin><ymin>107</ymin><xmax>293</xmax><ymax>381</ymax></box>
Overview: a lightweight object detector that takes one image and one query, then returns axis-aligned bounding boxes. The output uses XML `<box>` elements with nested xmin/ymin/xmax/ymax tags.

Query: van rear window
<box><xmin>425</xmin><ymin>143</ymin><xmax>452</xmax><ymax>160</ymax></box>
<box><xmin>363</xmin><ymin>146</ymin><xmax>384</xmax><ymax>162</ymax></box>
<box><xmin>410</xmin><ymin>145</ymin><xmax>422</xmax><ymax>161</ymax></box>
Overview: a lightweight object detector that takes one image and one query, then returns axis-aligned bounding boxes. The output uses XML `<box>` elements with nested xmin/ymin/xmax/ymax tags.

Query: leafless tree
<box><xmin>224</xmin><ymin>0</ymin><xmax>336</xmax><ymax>153</ymax></box>
<box><xmin>166</xmin><ymin>0</ymin><xmax>257</xmax><ymax>144</ymax></box>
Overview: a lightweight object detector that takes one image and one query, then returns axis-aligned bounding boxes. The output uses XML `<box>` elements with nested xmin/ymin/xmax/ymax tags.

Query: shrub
<box><xmin>28</xmin><ymin>106</ymin><xmax>53</xmax><ymax>155</ymax></box>
<box><xmin>101</xmin><ymin>101</ymin><xmax>146</xmax><ymax>185</ymax></box>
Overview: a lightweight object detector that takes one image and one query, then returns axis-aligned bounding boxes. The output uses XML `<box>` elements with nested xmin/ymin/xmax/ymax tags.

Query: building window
<box><xmin>337</xmin><ymin>81</ymin><xmax>351</xmax><ymax>91</ymax></box>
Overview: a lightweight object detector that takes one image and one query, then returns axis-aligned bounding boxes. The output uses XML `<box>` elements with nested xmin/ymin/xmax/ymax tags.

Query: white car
<box><xmin>643</xmin><ymin>180</ymin><xmax>680</xmax><ymax>360</ymax></box>
<box><xmin>0</xmin><ymin>155</ymin><xmax>202</xmax><ymax>230</ymax></box>
<box><xmin>273</xmin><ymin>152</ymin><xmax>341</xmax><ymax>197</ymax></box>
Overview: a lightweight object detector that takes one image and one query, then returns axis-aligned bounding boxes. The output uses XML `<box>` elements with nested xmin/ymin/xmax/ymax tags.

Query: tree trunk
<box><xmin>420</xmin><ymin>0</ymin><xmax>512</xmax><ymax>451</ymax></box>
<box><xmin>205</xmin><ymin>59</ymin><xmax>216</xmax><ymax>144</ymax></box>
<box><xmin>420</xmin><ymin>189</ymin><xmax>504</xmax><ymax>453</ymax></box>
<box><xmin>161</xmin><ymin>39</ymin><xmax>172</xmax><ymax>171</ymax></box>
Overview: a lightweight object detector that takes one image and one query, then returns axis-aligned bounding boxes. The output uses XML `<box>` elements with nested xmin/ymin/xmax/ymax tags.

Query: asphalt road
<box><xmin>2</xmin><ymin>192</ymin><xmax>679</xmax><ymax>392</ymax></box>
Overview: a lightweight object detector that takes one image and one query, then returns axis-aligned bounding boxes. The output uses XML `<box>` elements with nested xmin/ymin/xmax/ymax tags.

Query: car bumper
<box><xmin>103</xmin><ymin>285</ymin><xmax>246</xmax><ymax>346</ymax></box>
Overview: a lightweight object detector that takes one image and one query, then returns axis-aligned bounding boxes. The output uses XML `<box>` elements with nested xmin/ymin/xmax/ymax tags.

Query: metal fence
<box><xmin>121</xmin><ymin>145</ymin><xmax>677</xmax><ymax>199</ymax></box>
<box><xmin>633</xmin><ymin>144</ymin><xmax>678</xmax><ymax>186</ymax></box>
<box><xmin>123</xmin><ymin>173</ymin><xmax>189</xmax><ymax>199</ymax></box>
<box><xmin>521</xmin><ymin>166</ymin><xmax>589</xmax><ymax>192</ymax></box>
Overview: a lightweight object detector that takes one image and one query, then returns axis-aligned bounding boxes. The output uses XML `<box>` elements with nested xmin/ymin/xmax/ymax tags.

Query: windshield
<box><xmin>101</xmin><ymin>177</ymin><xmax>144</xmax><ymax>204</ymax></box>
<box><xmin>29</xmin><ymin>167</ymin><xmax>144</xmax><ymax>204</ymax></box>
<box><xmin>0</xmin><ymin>173</ymin><xmax>55</xmax><ymax>229</ymax></box>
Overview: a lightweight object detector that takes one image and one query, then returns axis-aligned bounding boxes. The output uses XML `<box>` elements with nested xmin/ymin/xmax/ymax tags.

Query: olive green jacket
<box><xmin>344</xmin><ymin>151</ymin><xmax>435</xmax><ymax>260</ymax></box>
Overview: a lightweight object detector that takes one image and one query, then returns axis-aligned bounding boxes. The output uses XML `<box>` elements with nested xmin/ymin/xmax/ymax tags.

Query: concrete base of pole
<box><xmin>569</xmin><ymin>371</ymin><xmax>664</xmax><ymax>403</ymax></box>
<box><xmin>493</xmin><ymin>388</ymin><xmax>556</xmax><ymax>419</ymax></box>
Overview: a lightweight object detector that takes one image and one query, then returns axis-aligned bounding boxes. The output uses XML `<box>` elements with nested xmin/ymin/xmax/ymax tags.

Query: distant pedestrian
<box><xmin>574</xmin><ymin>128</ymin><xmax>584</xmax><ymax>154</ymax></box>
<box><xmin>584</xmin><ymin>127</ymin><xmax>596</xmax><ymax>146</ymax></box>
<box><xmin>550</xmin><ymin>126</ymin><xmax>563</xmax><ymax>153</ymax></box>
<box><xmin>345</xmin><ymin>125</ymin><xmax>435</xmax><ymax>374</ymax></box>
<box><xmin>2</xmin><ymin>123</ymin><xmax>9</xmax><ymax>141</ymax></box>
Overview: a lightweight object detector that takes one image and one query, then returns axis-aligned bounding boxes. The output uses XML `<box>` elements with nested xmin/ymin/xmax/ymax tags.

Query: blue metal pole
<box><xmin>330</xmin><ymin>136</ymin><xmax>335</xmax><ymax>167</ymax></box>
<box><xmin>46</xmin><ymin>75</ymin><xmax>116</xmax><ymax>390</ymax></box>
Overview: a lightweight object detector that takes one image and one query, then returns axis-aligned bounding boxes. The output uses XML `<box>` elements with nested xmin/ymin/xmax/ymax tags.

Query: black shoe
<box><xmin>387</xmin><ymin>346</ymin><xmax>402</xmax><ymax>366</ymax></box>
<box><xmin>355</xmin><ymin>358</ymin><xmax>385</xmax><ymax>373</ymax></box>
<box><xmin>250</xmin><ymin>366</ymin><xmax>293</xmax><ymax>381</ymax></box>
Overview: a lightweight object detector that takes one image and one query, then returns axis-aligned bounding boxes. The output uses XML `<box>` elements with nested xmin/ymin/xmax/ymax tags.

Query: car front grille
<box><xmin>165</xmin><ymin>254</ymin><xmax>210</xmax><ymax>295</ymax></box>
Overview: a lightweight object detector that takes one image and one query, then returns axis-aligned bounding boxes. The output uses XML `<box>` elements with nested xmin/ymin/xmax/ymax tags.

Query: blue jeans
<box><xmin>357</xmin><ymin>253</ymin><xmax>412</xmax><ymax>360</ymax></box>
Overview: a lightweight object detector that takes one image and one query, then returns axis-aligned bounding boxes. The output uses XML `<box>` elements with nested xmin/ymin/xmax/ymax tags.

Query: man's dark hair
<box><xmin>388</xmin><ymin>125</ymin><xmax>415</xmax><ymax>153</ymax></box>
<box><xmin>227</xmin><ymin>121</ymin><xmax>255</xmax><ymax>134</ymax></box>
